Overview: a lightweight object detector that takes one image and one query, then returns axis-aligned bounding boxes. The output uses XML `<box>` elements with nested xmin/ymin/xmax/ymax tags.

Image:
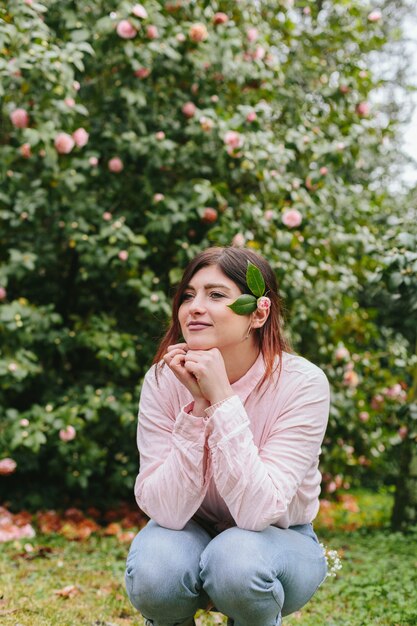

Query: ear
<box><xmin>251</xmin><ymin>306</ymin><xmax>269</xmax><ymax>329</ymax></box>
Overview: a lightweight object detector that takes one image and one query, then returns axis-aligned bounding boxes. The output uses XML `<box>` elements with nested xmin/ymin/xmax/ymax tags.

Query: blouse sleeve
<box><xmin>134</xmin><ymin>367</ymin><xmax>211</xmax><ymax>530</ymax></box>
<box><xmin>205</xmin><ymin>367</ymin><xmax>330</xmax><ymax>532</ymax></box>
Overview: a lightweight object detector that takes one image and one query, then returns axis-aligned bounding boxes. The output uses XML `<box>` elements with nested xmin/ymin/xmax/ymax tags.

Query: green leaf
<box><xmin>246</xmin><ymin>261</ymin><xmax>265</xmax><ymax>297</ymax></box>
<box><xmin>227</xmin><ymin>294</ymin><xmax>257</xmax><ymax>315</ymax></box>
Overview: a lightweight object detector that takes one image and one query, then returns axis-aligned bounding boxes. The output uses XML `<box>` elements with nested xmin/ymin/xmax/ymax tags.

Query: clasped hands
<box><xmin>163</xmin><ymin>343</ymin><xmax>234</xmax><ymax>413</ymax></box>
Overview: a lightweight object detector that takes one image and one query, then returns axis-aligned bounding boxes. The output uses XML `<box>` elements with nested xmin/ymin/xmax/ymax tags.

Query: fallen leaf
<box><xmin>53</xmin><ymin>584</ymin><xmax>81</xmax><ymax>598</ymax></box>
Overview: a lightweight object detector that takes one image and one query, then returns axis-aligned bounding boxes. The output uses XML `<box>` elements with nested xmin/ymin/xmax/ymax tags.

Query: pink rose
<box><xmin>108</xmin><ymin>157</ymin><xmax>124</xmax><ymax>172</ymax></box>
<box><xmin>253</xmin><ymin>46</ymin><xmax>266</xmax><ymax>60</ymax></box>
<box><xmin>264</xmin><ymin>210</ymin><xmax>274</xmax><ymax>221</ymax></box>
<box><xmin>232</xmin><ymin>233</ymin><xmax>245</xmax><ymax>247</ymax></box>
<box><xmin>335</xmin><ymin>346</ymin><xmax>350</xmax><ymax>361</ymax></box>
<box><xmin>64</xmin><ymin>97</ymin><xmax>75</xmax><ymax>107</ymax></box>
<box><xmin>202</xmin><ymin>207</ymin><xmax>218</xmax><ymax>223</ymax></box>
<box><xmin>118</xmin><ymin>250</ymin><xmax>129</xmax><ymax>261</ymax></box>
<box><xmin>182</xmin><ymin>101</ymin><xmax>196</xmax><ymax>118</ymax></box>
<box><xmin>359</xmin><ymin>411</ymin><xmax>369</xmax><ymax>422</ymax></box>
<box><xmin>213</xmin><ymin>12</ymin><xmax>228</xmax><ymax>25</ymax></box>
<box><xmin>155</xmin><ymin>131</ymin><xmax>165</xmax><ymax>140</ymax></box>
<box><xmin>189</xmin><ymin>23</ymin><xmax>208</xmax><ymax>42</ymax></box>
<box><xmin>20</xmin><ymin>418</ymin><xmax>29</xmax><ymax>427</ymax></box>
<box><xmin>320</xmin><ymin>166</ymin><xmax>328</xmax><ymax>175</ymax></box>
<box><xmin>132</xmin><ymin>4</ymin><xmax>148</xmax><ymax>18</ymax></box>
<box><xmin>257</xmin><ymin>296</ymin><xmax>271</xmax><ymax>311</ymax></box>
<box><xmin>72</xmin><ymin>127</ymin><xmax>89</xmax><ymax>148</ymax></box>
<box><xmin>339</xmin><ymin>84</ymin><xmax>349</xmax><ymax>94</ymax></box>
<box><xmin>368</xmin><ymin>9</ymin><xmax>382</xmax><ymax>22</ymax></box>
<box><xmin>356</xmin><ymin>101</ymin><xmax>370</xmax><ymax>117</ymax></box>
<box><xmin>0</xmin><ymin>287</ymin><xmax>7</xmax><ymax>301</ymax></box>
<box><xmin>59</xmin><ymin>426</ymin><xmax>76</xmax><ymax>442</ymax></box>
<box><xmin>146</xmin><ymin>25</ymin><xmax>159</xmax><ymax>39</ymax></box>
<box><xmin>10</xmin><ymin>108</ymin><xmax>29</xmax><ymax>128</ymax></box>
<box><xmin>134</xmin><ymin>67</ymin><xmax>150</xmax><ymax>79</ymax></box>
<box><xmin>153</xmin><ymin>193</ymin><xmax>165</xmax><ymax>203</ymax></box>
<box><xmin>116</xmin><ymin>20</ymin><xmax>137</xmax><ymax>39</ymax></box>
<box><xmin>282</xmin><ymin>209</ymin><xmax>302</xmax><ymax>228</ymax></box>
<box><xmin>224</xmin><ymin>130</ymin><xmax>243</xmax><ymax>149</ymax></box>
<box><xmin>0</xmin><ymin>458</ymin><xmax>17</xmax><ymax>475</ymax></box>
<box><xmin>176</xmin><ymin>33</ymin><xmax>186</xmax><ymax>42</ymax></box>
<box><xmin>54</xmin><ymin>132</ymin><xmax>75</xmax><ymax>154</ymax></box>
<box><xmin>247</xmin><ymin>27</ymin><xmax>258</xmax><ymax>42</ymax></box>
<box><xmin>89</xmin><ymin>156</ymin><xmax>98</xmax><ymax>166</ymax></box>
<box><xmin>343</xmin><ymin>370</ymin><xmax>359</xmax><ymax>387</ymax></box>
<box><xmin>20</xmin><ymin>143</ymin><xmax>32</xmax><ymax>158</ymax></box>
<box><xmin>102</xmin><ymin>211</ymin><xmax>112</xmax><ymax>221</ymax></box>
<box><xmin>246</xmin><ymin>111</ymin><xmax>257</xmax><ymax>122</ymax></box>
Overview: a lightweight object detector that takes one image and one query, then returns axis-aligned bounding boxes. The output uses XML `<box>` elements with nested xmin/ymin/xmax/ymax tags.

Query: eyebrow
<box><xmin>185</xmin><ymin>283</ymin><xmax>232</xmax><ymax>292</ymax></box>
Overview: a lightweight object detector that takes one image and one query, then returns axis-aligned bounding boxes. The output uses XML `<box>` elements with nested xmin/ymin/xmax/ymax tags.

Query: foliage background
<box><xmin>1</xmin><ymin>0</ymin><xmax>416</xmax><ymax>508</ymax></box>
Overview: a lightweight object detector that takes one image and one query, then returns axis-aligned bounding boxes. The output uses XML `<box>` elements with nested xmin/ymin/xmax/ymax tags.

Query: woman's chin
<box><xmin>186</xmin><ymin>336</ymin><xmax>216</xmax><ymax>351</ymax></box>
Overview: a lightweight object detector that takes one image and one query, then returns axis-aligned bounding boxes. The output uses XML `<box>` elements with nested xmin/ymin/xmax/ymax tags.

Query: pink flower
<box><xmin>0</xmin><ymin>287</ymin><xmax>6</xmax><ymax>301</ymax></box>
<box><xmin>368</xmin><ymin>9</ymin><xmax>382</xmax><ymax>22</ymax></box>
<box><xmin>108</xmin><ymin>157</ymin><xmax>124</xmax><ymax>172</ymax></box>
<box><xmin>257</xmin><ymin>296</ymin><xmax>271</xmax><ymax>311</ymax></box>
<box><xmin>134</xmin><ymin>67</ymin><xmax>150</xmax><ymax>79</ymax></box>
<box><xmin>189</xmin><ymin>23</ymin><xmax>208</xmax><ymax>42</ymax></box>
<box><xmin>118</xmin><ymin>250</ymin><xmax>129</xmax><ymax>261</ymax></box>
<box><xmin>371</xmin><ymin>394</ymin><xmax>384</xmax><ymax>410</ymax></box>
<box><xmin>146</xmin><ymin>25</ymin><xmax>159</xmax><ymax>39</ymax></box>
<box><xmin>176</xmin><ymin>32</ymin><xmax>186</xmax><ymax>42</ymax></box>
<box><xmin>155</xmin><ymin>131</ymin><xmax>165</xmax><ymax>140</ymax></box>
<box><xmin>73</xmin><ymin>80</ymin><xmax>81</xmax><ymax>91</ymax></box>
<box><xmin>335</xmin><ymin>346</ymin><xmax>350</xmax><ymax>361</ymax></box>
<box><xmin>132</xmin><ymin>4</ymin><xmax>148</xmax><ymax>18</ymax></box>
<box><xmin>224</xmin><ymin>130</ymin><xmax>243</xmax><ymax>149</ymax></box>
<box><xmin>282</xmin><ymin>209</ymin><xmax>302</xmax><ymax>228</ymax></box>
<box><xmin>89</xmin><ymin>156</ymin><xmax>98</xmax><ymax>166</ymax></box>
<box><xmin>10</xmin><ymin>108</ymin><xmax>29</xmax><ymax>128</ymax></box>
<box><xmin>199</xmin><ymin>116</ymin><xmax>214</xmax><ymax>131</ymax></box>
<box><xmin>343</xmin><ymin>370</ymin><xmax>359</xmax><ymax>387</ymax></box>
<box><xmin>246</xmin><ymin>111</ymin><xmax>257</xmax><ymax>122</ymax></box>
<box><xmin>359</xmin><ymin>411</ymin><xmax>369</xmax><ymax>422</ymax></box>
<box><xmin>0</xmin><ymin>458</ymin><xmax>17</xmax><ymax>475</ymax></box>
<box><xmin>202</xmin><ymin>207</ymin><xmax>218</xmax><ymax>223</ymax></box>
<box><xmin>150</xmin><ymin>293</ymin><xmax>159</xmax><ymax>303</ymax></box>
<box><xmin>102</xmin><ymin>211</ymin><xmax>112</xmax><ymax>221</ymax></box>
<box><xmin>20</xmin><ymin>418</ymin><xmax>29</xmax><ymax>427</ymax></box>
<box><xmin>253</xmin><ymin>46</ymin><xmax>266</xmax><ymax>60</ymax></box>
<box><xmin>20</xmin><ymin>143</ymin><xmax>32</xmax><ymax>158</ymax></box>
<box><xmin>54</xmin><ymin>132</ymin><xmax>75</xmax><ymax>154</ymax></box>
<box><xmin>213</xmin><ymin>12</ymin><xmax>228</xmax><ymax>25</ymax></box>
<box><xmin>264</xmin><ymin>210</ymin><xmax>274</xmax><ymax>221</ymax></box>
<box><xmin>232</xmin><ymin>233</ymin><xmax>245</xmax><ymax>247</ymax></box>
<box><xmin>116</xmin><ymin>20</ymin><xmax>137</xmax><ymax>39</ymax></box>
<box><xmin>182</xmin><ymin>101</ymin><xmax>196</xmax><ymax>118</ymax></box>
<box><xmin>64</xmin><ymin>97</ymin><xmax>75</xmax><ymax>107</ymax></box>
<box><xmin>398</xmin><ymin>426</ymin><xmax>408</xmax><ymax>440</ymax></box>
<box><xmin>59</xmin><ymin>426</ymin><xmax>76</xmax><ymax>442</ymax></box>
<box><xmin>72</xmin><ymin>127</ymin><xmax>89</xmax><ymax>148</ymax></box>
<box><xmin>153</xmin><ymin>193</ymin><xmax>165</xmax><ymax>203</ymax></box>
<box><xmin>247</xmin><ymin>27</ymin><xmax>258</xmax><ymax>42</ymax></box>
<box><xmin>356</xmin><ymin>101</ymin><xmax>370</xmax><ymax>117</ymax></box>
<box><xmin>320</xmin><ymin>166</ymin><xmax>328</xmax><ymax>175</ymax></box>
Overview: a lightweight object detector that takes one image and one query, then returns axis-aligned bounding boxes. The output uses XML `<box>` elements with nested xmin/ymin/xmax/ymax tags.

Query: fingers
<box><xmin>163</xmin><ymin>346</ymin><xmax>187</xmax><ymax>367</ymax></box>
<box><xmin>167</xmin><ymin>343</ymin><xmax>188</xmax><ymax>352</ymax></box>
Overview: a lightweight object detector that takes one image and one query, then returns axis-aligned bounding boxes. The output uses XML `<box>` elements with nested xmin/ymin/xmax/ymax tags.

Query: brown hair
<box><xmin>153</xmin><ymin>247</ymin><xmax>292</xmax><ymax>388</ymax></box>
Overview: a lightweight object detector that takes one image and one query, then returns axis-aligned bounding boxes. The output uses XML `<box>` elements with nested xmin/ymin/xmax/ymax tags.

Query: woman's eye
<box><xmin>182</xmin><ymin>293</ymin><xmax>193</xmax><ymax>301</ymax></box>
<box><xmin>210</xmin><ymin>292</ymin><xmax>225</xmax><ymax>299</ymax></box>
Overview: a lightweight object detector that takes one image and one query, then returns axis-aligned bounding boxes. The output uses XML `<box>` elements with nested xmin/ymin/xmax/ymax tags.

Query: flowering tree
<box><xmin>0</xmin><ymin>0</ymin><xmax>415</xmax><ymax>509</ymax></box>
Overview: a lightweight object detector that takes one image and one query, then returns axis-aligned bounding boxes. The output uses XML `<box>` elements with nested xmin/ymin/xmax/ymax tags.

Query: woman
<box><xmin>125</xmin><ymin>247</ymin><xmax>330</xmax><ymax>626</ymax></box>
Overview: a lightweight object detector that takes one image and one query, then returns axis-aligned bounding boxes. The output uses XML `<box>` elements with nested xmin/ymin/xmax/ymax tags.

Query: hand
<box><xmin>163</xmin><ymin>343</ymin><xmax>207</xmax><ymax>402</ymax></box>
<box><xmin>182</xmin><ymin>348</ymin><xmax>234</xmax><ymax>405</ymax></box>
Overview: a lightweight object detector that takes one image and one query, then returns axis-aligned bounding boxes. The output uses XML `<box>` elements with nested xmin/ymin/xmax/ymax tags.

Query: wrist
<box><xmin>191</xmin><ymin>397</ymin><xmax>210</xmax><ymax>417</ymax></box>
<box><xmin>209</xmin><ymin>385</ymin><xmax>234</xmax><ymax>405</ymax></box>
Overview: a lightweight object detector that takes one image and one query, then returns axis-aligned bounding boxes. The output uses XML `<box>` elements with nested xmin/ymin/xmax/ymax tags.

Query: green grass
<box><xmin>1</xmin><ymin>515</ymin><xmax>417</xmax><ymax>625</ymax></box>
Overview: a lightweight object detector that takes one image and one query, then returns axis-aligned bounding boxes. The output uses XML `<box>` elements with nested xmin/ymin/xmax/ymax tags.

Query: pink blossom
<box><xmin>176</xmin><ymin>33</ymin><xmax>186</xmax><ymax>42</ymax></box>
<box><xmin>0</xmin><ymin>458</ymin><xmax>17</xmax><ymax>475</ymax></box>
<box><xmin>72</xmin><ymin>127</ymin><xmax>89</xmax><ymax>148</ymax></box>
<box><xmin>182</xmin><ymin>101</ymin><xmax>196</xmax><ymax>118</ymax></box>
<box><xmin>253</xmin><ymin>46</ymin><xmax>266</xmax><ymax>60</ymax></box>
<box><xmin>116</xmin><ymin>20</ymin><xmax>137</xmax><ymax>39</ymax></box>
<box><xmin>398</xmin><ymin>426</ymin><xmax>408</xmax><ymax>440</ymax></box>
<box><xmin>134</xmin><ymin>67</ymin><xmax>150</xmax><ymax>79</ymax></box>
<box><xmin>73</xmin><ymin>80</ymin><xmax>81</xmax><ymax>91</ymax></box>
<box><xmin>224</xmin><ymin>130</ymin><xmax>243</xmax><ymax>149</ymax></box>
<box><xmin>320</xmin><ymin>166</ymin><xmax>328</xmax><ymax>175</ymax></box>
<box><xmin>282</xmin><ymin>209</ymin><xmax>302</xmax><ymax>228</ymax></box>
<box><xmin>257</xmin><ymin>296</ymin><xmax>271</xmax><ymax>311</ymax></box>
<box><xmin>335</xmin><ymin>346</ymin><xmax>350</xmax><ymax>360</ymax></box>
<box><xmin>232</xmin><ymin>233</ymin><xmax>245</xmax><ymax>247</ymax></box>
<box><xmin>0</xmin><ymin>522</ymin><xmax>35</xmax><ymax>542</ymax></box>
<box><xmin>118</xmin><ymin>250</ymin><xmax>129</xmax><ymax>261</ymax></box>
<box><xmin>150</xmin><ymin>294</ymin><xmax>159</xmax><ymax>303</ymax></box>
<box><xmin>20</xmin><ymin>418</ymin><xmax>29</xmax><ymax>427</ymax></box>
<box><xmin>108</xmin><ymin>157</ymin><xmax>124</xmax><ymax>173</ymax></box>
<box><xmin>343</xmin><ymin>370</ymin><xmax>359</xmax><ymax>387</ymax></box>
<box><xmin>189</xmin><ymin>23</ymin><xmax>208</xmax><ymax>42</ymax></box>
<box><xmin>0</xmin><ymin>287</ymin><xmax>7</xmax><ymax>301</ymax></box>
<box><xmin>25</xmin><ymin>0</ymin><xmax>33</xmax><ymax>5</ymax></box>
<box><xmin>54</xmin><ymin>132</ymin><xmax>75</xmax><ymax>154</ymax></box>
<box><xmin>213</xmin><ymin>12</ymin><xmax>228</xmax><ymax>25</ymax></box>
<box><xmin>359</xmin><ymin>411</ymin><xmax>369</xmax><ymax>422</ymax></box>
<box><xmin>20</xmin><ymin>143</ymin><xmax>32</xmax><ymax>158</ymax></box>
<box><xmin>303</xmin><ymin>6</ymin><xmax>311</xmax><ymax>15</ymax></box>
<box><xmin>59</xmin><ymin>426</ymin><xmax>76</xmax><ymax>442</ymax></box>
<box><xmin>8</xmin><ymin>363</ymin><xmax>17</xmax><ymax>372</ymax></box>
<box><xmin>10</xmin><ymin>108</ymin><xmax>29</xmax><ymax>128</ymax></box>
<box><xmin>64</xmin><ymin>97</ymin><xmax>75</xmax><ymax>108</ymax></box>
<box><xmin>368</xmin><ymin>9</ymin><xmax>382</xmax><ymax>22</ymax></box>
<box><xmin>146</xmin><ymin>25</ymin><xmax>159</xmax><ymax>39</ymax></box>
<box><xmin>155</xmin><ymin>131</ymin><xmax>165</xmax><ymax>140</ymax></box>
<box><xmin>326</xmin><ymin>481</ymin><xmax>337</xmax><ymax>494</ymax></box>
<box><xmin>199</xmin><ymin>116</ymin><xmax>214</xmax><ymax>131</ymax></box>
<box><xmin>264</xmin><ymin>210</ymin><xmax>274</xmax><ymax>221</ymax></box>
<box><xmin>246</xmin><ymin>111</ymin><xmax>257</xmax><ymax>122</ymax></box>
<box><xmin>339</xmin><ymin>85</ymin><xmax>350</xmax><ymax>94</ymax></box>
<box><xmin>102</xmin><ymin>211</ymin><xmax>112</xmax><ymax>221</ymax></box>
<box><xmin>359</xmin><ymin>70</ymin><xmax>368</xmax><ymax>78</ymax></box>
<box><xmin>153</xmin><ymin>193</ymin><xmax>165</xmax><ymax>203</ymax></box>
<box><xmin>356</xmin><ymin>101</ymin><xmax>370</xmax><ymax>117</ymax></box>
<box><xmin>371</xmin><ymin>394</ymin><xmax>384</xmax><ymax>410</ymax></box>
<box><xmin>247</xmin><ymin>27</ymin><xmax>258</xmax><ymax>42</ymax></box>
<box><xmin>89</xmin><ymin>156</ymin><xmax>98</xmax><ymax>166</ymax></box>
<box><xmin>211</xmin><ymin>95</ymin><xmax>219</xmax><ymax>103</ymax></box>
<box><xmin>132</xmin><ymin>4</ymin><xmax>148</xmax><ymax>18</ymax></box>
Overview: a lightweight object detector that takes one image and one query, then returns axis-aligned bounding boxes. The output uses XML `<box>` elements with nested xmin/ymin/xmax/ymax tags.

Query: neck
<box><xmin>220</xmin><ymin>338</ymin><xmax>260</xmax><ymax>384</ymax></box>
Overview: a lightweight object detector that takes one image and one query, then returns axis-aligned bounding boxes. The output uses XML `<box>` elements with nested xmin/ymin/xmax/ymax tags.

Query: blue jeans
<box><xmin>125</xmin><ymin>519</ymin><xmax>327</xmax><ymax>626</ymax></box>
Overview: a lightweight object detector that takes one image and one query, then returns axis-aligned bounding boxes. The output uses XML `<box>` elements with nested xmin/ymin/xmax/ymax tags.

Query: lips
<box><xmin>187</xmin><ymin>321</ymin><xmax>212</xmax><ymax>329</ymax></box>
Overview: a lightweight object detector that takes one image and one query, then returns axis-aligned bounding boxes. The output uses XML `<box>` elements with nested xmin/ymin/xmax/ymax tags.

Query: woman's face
<box><xmin>178</xmin><ymin>265</ymin><xmax>251</xmax><ymax>351</ymax></box>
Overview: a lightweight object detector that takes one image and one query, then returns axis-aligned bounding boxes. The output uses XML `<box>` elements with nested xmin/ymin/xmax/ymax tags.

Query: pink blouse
<box><xmin>134</xmin><ymin>351</ymin><xmax>330</xmax><ymax>533</ymax></box>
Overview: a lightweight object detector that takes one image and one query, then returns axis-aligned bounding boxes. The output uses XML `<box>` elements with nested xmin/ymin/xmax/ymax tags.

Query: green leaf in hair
<box><xmin>227</xmin><ymin>294</ymin><xmax>257</xmax><ymax>315</ymax></box>
<box><xmin>246</xmin><ymin>261</ymin><xmax>265</xmax><ymax>297</ymax></box>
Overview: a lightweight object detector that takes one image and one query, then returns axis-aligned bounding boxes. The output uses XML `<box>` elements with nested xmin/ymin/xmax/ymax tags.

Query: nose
<box><xmin>189</xmin><ymin>293</ymin><xmax>206</xmax><ymax>314</ymax></box>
